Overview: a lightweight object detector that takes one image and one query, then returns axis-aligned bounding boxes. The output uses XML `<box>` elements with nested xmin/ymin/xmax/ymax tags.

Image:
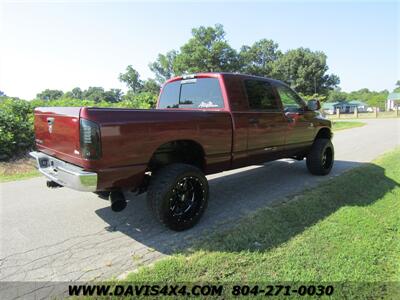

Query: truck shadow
<box><xmin>95</xmin><ymin>159</ymin><xmax>398</xmax><ymax>256</ymax></box>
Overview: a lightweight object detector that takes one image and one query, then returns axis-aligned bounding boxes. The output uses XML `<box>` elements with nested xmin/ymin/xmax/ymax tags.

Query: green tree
<box><xmin>83</xmin><ymin>87</ymin><xmax>106</xmax><ymax>103</ymax></box>
<box><xmin>149</xmin><ymin>50</ymin><xmax>178</xmax><ymax>84</ymax></box>
<box><xmin>141</xmin><ymin>79</ymin><xmax>160</xmax><ymax>95</ymax></box>
<box><xmin>70</xmin><ymin>87</ymin><xmax>83</xmax><ymax>99</ymax></box>
<box><xmin>103</xmin><ymin>88</ymin><xmax>123</xmax><ymax>103</ymax></box>
<box><xmin>173</xmin><ymin>24</ymin><xmax>239</xmax><ymax>74</ymax></box>
<box><xmin>239</xmin><ymin>39</ymin><xmax>281</xmax><ymax>76</ymax></box>
<box><xmin>0</xmin><ymin>90</ymin><xmax>6</xmax><ymax>97</ymax></box>
<box><xmin>63</xmin><ymin>87</ymin><xmax>83</xmax><ymax>99</ymax></box>
<box><xmin>36</xmin><ymin>89</ymin><xmax>64</xmax><ymax>100</ymax></box>
<box><xmin>271</xmin><ymin>48</ymin><xmax>339</xmax><ymax>95</ymax></box>
<box><xmin>119</xmin><ymin>65</ymin><xmax>143</xmax><ymax>93</ymax></box>
<box><xmin>299</xmin><ymin>93</ymin><xmax>327</xmax><ymax>102</ymax></box>
<box><xmin>327</xmin><ymin>89</ymin><xmax>348</xmax><ymax>102</ymax></box>
<box><xmin>346</xmin><ymin>88</ymin><xmax>388</xmax><ymax>109</ymax></box>
<box><xmin>394</xmin><ymin>80</ymin><xmax>400</xmax><ymax>93</ymax></box>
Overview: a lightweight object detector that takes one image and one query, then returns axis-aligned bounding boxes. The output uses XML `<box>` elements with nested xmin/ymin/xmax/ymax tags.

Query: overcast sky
<box><xmin>1</xmin><ymin>0</ymin><xmax>399</xmax><ymax>99</ymax></box>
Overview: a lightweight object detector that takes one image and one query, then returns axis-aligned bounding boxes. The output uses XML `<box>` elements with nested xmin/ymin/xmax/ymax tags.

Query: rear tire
<box><xmin>306</xmin><ymin>138</ymin><xmax>334</xmax><ymax>175</ymax></box>
<box><xmin>147</xmin><ymin>163</ymin><xmax>209</xmax><ymax>231</ymax></box>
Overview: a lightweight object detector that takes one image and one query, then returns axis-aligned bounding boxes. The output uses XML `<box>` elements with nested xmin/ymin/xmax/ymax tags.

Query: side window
<box><xmin>158</xmin><ymin>81</ymin><xmax>180</xmax><ymax>108</ymax></box>
<box><xmin>277</xmin><ymin>85</ymin><xmax>305</xmax><ymax>112</ymax></box>
<box><xmin>244</xmin><ymin>80</ymin><xmax>279</xmax><ymax>111</ymax></box>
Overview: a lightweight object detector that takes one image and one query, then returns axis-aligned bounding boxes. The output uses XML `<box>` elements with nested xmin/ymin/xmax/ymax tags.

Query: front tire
<box><xmin>306</xmin><ymin>138</ymin><xmax>334</xmax><ymax>175</ymax></box>
<box><xmin>147</xmin><ymin>163</ymin><xmax>209</xmax><ymax>231</ymax></box>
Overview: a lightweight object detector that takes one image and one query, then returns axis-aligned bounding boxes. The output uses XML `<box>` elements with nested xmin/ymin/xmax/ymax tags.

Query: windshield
<box><xmin>158</xmin><ymin>78</ymin><xmax>224</xmax><ymax>109</ymax></box>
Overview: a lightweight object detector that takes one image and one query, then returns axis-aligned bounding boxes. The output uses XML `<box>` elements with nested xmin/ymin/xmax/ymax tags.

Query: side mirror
<box><xmin>307</xmin><ymin>99</ymin><xmax>321</xmax><ymax>111</ymax></box>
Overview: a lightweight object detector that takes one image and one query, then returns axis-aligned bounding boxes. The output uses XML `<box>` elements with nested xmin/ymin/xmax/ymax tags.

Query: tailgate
<box><xmin>34</xmin><ymin>107</ymin><xmax>82</xmax><ymax>161</ymax></box>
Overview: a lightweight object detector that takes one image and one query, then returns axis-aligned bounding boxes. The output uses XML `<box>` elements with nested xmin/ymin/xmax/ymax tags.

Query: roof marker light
<box><xmin>182</xmin><ymin>74</ymin><xmax>196</xmax><ymax>79</ymax></box>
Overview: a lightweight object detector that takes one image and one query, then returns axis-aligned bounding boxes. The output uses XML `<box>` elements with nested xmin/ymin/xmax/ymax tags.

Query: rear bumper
<box><xmin>29</xmin><ymin>151</ymin><xmax>98</xmax><ymax>192</ymax></box>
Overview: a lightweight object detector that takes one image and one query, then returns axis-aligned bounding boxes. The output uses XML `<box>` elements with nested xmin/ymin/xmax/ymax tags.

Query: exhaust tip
<box><xmin>109</xmin><ymin>191</ymin><xmax>127</xmax><ymax>212</ymax></box>
<box><xmin>46</xmin><ymin>180</ymin><xmax>63</xmax><ymax>188</ymax></box>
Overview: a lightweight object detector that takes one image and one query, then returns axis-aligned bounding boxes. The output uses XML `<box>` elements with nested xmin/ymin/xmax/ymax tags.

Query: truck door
<box><xmin>274</xmin><ymin>83</ymin><xmax>315</xmax><ymax>149</ymax></box>
<box><xmin>241</xmin><ymin>79</ymin><xmax>287</xmax><ymax>162</ymax></box>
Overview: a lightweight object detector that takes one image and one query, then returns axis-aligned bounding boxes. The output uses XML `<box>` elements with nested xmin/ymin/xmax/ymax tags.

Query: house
<box><xmin>322</xmin><ymin>100</ymin><xmax>368</xmax><ymax>114</ymax></box>
<box><xmin>322</xmin><ymin>102</ymin><xmax>339</xmax><ymax>115</ymax></box>
<box><xmin>347</xmin><ymin>100</ymin><xmax>368</xmax><ymax>112</ymax></box>
<box><xmin>386</xmin><ymin>93</ymin><xmax>400</xmax><ymax>110</ymax></box>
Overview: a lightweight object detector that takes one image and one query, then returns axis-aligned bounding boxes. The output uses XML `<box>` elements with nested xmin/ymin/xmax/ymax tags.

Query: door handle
<box><xmin>248</xmin><ymin>117</ymin><xmax>259</xmax><ymax>124</ymax></box>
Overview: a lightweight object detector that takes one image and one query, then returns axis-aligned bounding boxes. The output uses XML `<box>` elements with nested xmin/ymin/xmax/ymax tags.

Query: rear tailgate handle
<box><xmin>248</xmin><ymin>118</ymin><xmax>259</xmax><ymax>124</ymax></box>
<box><xmin>47</xmin><ymin>117</ymin><xmax>54</xmax><ymax>125</ymax></box>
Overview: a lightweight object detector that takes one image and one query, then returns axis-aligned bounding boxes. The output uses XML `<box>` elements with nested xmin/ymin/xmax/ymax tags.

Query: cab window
<box><xmin>244</xmin><ymin>79</ymin><xmax>279</xmax><ymax>111</ymax></box>
<box><xmin>276</xmin><ymin>84</ymin><xmax>305</xmax><ymax>113</ymax></box>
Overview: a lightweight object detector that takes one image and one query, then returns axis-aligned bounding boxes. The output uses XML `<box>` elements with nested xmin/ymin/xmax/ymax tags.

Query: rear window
<box><xmin>158</xmin><ymin>78</ymin><xmax>224</xmax><ymax>109</ymax></box>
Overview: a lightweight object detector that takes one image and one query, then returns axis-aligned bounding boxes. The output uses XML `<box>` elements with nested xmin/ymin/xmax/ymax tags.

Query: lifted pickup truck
<box><xmin>31</xmin><ymin>73</ymin><xmax>334</xmax><ymax>231</ymax></box>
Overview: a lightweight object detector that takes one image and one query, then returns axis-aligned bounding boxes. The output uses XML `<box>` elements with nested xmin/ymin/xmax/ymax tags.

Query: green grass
<box><xmin>122</xmin><ymin>148</ymin><xmax>400</xmax><ymax>297</ymax></box>
<box><xmin>332</xmin><ymin>121</ymin><xmax>366</xmax><ymax>131</ymax></box>
<box><xmin>0</xmin><ymin>169</ymin><xmax>39</xmax><ymax>182</ymax></box>
<box><xmin>0</xmin><ymin>157</ymin><xmax>39</xmax><ymax>182</ymax></box>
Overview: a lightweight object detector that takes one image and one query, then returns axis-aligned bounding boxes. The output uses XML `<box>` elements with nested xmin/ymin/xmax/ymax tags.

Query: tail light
<box><xmin>80</xmin><ymin>119</ymin><xmax>102</xmax><ymax>160</ymax></box>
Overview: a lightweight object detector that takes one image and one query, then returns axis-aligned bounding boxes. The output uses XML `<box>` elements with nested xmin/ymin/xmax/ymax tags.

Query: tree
<box><xmin>141</xmin><ymin>79</ymin><xmax>160</xmax><ymax>95</ymax></box>
<box><xmin>149</xmin><ymin>50</ymin><xmax>178</xmax><ymax>84</ymax></box>
<box><xmin>70</xmin><ymin>87</ymin><xmax>83</xmax><ymax>99</ymax></box>
<box><xmin>394</xmin><ymin>80</ymin><xmax>400</xmax><ymax>93</ymax></box>
<box><xmin>83</xmin><ymin>87</ymin><xmax>105</xmax><ymax>103</ymax></box>
<box><xmin>271</xmin><ymin>48</ymin><xmax>339</xmax><ymax>95</ymax></box>
<box><xmin>239</xmin><ymin>39</ymin><xmax>281</xmax><ymax>76</ymax></box>
<box><xmin>63</xmin><ymin>87</ymin><xmax>83</xmax><ymax>99</ymax></box>
<box><xmin>300</xmin><ymin>93</ymin><xmax>326</xmax><ymax>102</ymax></box>
<box><xmin>0</xmin><ymin>90</ymin><xmax>6</xmax><ymax>97</ymax></box>
<box><xmin>346</xmin><ymin>88</ymin><xmax>388</xmax><ymax>109</ymax></box>
<box><xmin>173</xmin><ymin>24</ymin><xmax>239</xmax><ymax>74</ymax></box>
<box><xmin>36</xmin><ymin>89</ymin><xmax>64</xmax><ymax>100</ymax></box>
<box><xmin>119</xmin><ymin>65</ymin><xmax>143</xmax><ymax>93</ymax></box>
<box><xmin>327</xmin><ymin>88</ymin><xmax>348</xmax><ymax>102</ymax></box>
<box><xmin>103</xmin><ymin>88</ymin><xmax>123</xmax><ymax>103</ymax></box>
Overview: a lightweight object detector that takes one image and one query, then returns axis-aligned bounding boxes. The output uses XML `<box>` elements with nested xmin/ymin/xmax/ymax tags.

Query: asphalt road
<box><xmin>0</xmin><ymin>119</ymin><xmax>399</xmax><ymax>287</ymax></box>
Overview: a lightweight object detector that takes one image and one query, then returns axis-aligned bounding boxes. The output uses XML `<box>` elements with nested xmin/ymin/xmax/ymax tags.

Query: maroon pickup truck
<box><xmin>30</xmin><ymin>73</ymin><xmax>334</xmax><ymax>231</ymax></box>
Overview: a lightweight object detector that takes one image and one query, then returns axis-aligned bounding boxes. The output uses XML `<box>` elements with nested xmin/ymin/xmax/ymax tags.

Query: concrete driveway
<box><xmin>1</xmin><ymin>119</ymin><xmax>399</xmax><ymax>285</ymax></box>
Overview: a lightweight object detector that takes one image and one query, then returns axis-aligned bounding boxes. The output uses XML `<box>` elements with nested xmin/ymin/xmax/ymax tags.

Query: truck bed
<box><xmin>34</xmin><ymin>107</ymin><xmax>233</xmax><ymax>190</ymax></box>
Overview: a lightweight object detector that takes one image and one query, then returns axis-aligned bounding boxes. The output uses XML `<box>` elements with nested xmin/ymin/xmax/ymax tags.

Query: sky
<box><xmin>0</xmin><ymin>0</ymin><xmax>399</xmax><ymax>100</ymax></box>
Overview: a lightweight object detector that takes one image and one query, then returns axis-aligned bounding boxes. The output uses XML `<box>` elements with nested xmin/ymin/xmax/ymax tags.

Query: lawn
<box><xmin>0</xmin><ymin>157</ymin><xmax>39</xmax><ymax>182</ymax></box>
<box><xmin>122</xmin><ymin>148</ymin><xmax>400</xmax><ymax>298</ymax></box>
<box><xmin>332</xmin><ymin>121</ymin><xmax>366</xmax><ymax>131</ymax></box>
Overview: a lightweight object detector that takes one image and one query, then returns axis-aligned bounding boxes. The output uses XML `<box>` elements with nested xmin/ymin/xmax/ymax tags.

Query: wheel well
<box><xmin>315</xmin><ymin>127</ymin><xmax>332</xmax><ymax>140</ymax></box>
<box><xmin>148</xmin><ymin>140</ymin><xmax>205</xmax><ymax>172</ymax></box>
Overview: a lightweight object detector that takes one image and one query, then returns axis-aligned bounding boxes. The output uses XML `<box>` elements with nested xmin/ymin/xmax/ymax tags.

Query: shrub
<box><xmin>121</xmin><ymin>91</ymin><xmax>158</xmax><ymax>109</ymax></box>
<box><xmin>0</xmin><ymin>98</ymin><xmax>35</xmax><ymax>160</ymax></box>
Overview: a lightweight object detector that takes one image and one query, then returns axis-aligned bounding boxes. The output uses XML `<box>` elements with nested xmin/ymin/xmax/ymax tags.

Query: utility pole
<box><xmin>314</xmin><ymin>76</ymin><xmax>317</xmax><ymax>94</ymax></box>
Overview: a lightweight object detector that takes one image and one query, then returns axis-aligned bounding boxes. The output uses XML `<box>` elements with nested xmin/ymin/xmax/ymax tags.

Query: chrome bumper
<box><xmin>29</xmin><ymin>151</ymin><xmax>98</xmax><ymax>192</ymax></box>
